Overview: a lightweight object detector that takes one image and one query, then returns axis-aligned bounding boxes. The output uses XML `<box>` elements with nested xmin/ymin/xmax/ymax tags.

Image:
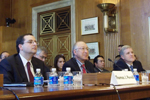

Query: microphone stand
<box><xmin>108</xmin><ymin>58</ymin><xmax>122</xmax><ymax>70</ymax></box>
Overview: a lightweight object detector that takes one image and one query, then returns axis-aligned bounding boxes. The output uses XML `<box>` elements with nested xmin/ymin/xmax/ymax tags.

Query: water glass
<box><xmin>58</xmin><ymin>71</ymin><xmax>65</xmax><ymax>87</ymax></box>
<box><xmin>141</xmin><ymin>71</ymin><xmax>149</xmax><ymax>84</ymax></box>
<box><xmin>72</xmin><ymin>71</ymin><xmax>82</xmax><ymax>87</ymax></box>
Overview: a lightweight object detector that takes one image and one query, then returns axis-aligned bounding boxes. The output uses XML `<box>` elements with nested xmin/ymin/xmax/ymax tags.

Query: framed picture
<box><xmin>81</xmin><ymin>17</ymin><xmax>98</xmax><ymax>35</ymax></box>
<box><xmin>86</xmin><ymin>42</ymin><xmax>99</xmax><ymax>59</ymax></box>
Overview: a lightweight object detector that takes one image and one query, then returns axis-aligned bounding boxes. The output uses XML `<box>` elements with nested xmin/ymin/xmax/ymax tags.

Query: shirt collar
<box><xmin>19</xmin><ymin>53</ymin><xmax>31</xmax><ymax>67</ymax></box>
<box><xmin>126</xmin><ymin>63</ymin><xmax>133</xmax><ymax>67</ymax></box>
<box><xmin>96</xmin><ymin>67</ymin><xmax>103</xmax><ymax>72</ymax></box>
<box><xmin>75</xmin><ymin>58</ymin><xmax>84</xmax><ymax>67</ymax></box>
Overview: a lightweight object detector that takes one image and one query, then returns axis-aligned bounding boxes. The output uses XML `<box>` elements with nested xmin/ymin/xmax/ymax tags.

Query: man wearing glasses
<box><xmin>34</xmin><ymin>46</ymin><xmax>48</xmax><ymax>62</ymax></box>
<box><xmin>34</xmin><ymin>46</ymin><xmax>50</xmax><ymax>72</ymax></box>
<box><xmin>62</xmin><ymin>41</ymin><xmax>95</xmax><ymax>73</ymax></box>
<box><xmin>0</xmin><ymin>34</ymin><xmax>49</xmax><ymax>84</ymax></box>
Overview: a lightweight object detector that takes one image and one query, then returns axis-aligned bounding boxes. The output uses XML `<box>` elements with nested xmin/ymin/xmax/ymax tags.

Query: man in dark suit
<box><xmin>34</xmin><ymin>46</ymin><xmax>50</xmax><ymax>72</ymax></box>
<box><xmin>114</xmin><ymin>44</ymin><xmax>124</xmax><ymax>64</ymax></box>
<box><xmin>62</xmin><ymin>41</ymin><xmax>95</xmax><ymax>73</ymax></box>
<box><xmin>34</xmin><ymin>46</ymin><xmax>48</xmax><ymax>62</ymax></box>
<box><xmin>93</xmin><ymin>55</ymin><xmax>109</xmax><ymax>73</ymax></box>
<box><xmin>113</xmin><ymin>45</ymin><xmax>145</xmax><ymax>72</ymax></box>
<box><xmin>0</xmin><ymin>34</ymin><xmax>49</xmax><ymax>84</ymax></box>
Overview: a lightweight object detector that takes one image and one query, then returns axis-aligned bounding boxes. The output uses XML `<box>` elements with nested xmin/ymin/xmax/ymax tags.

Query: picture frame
<box><xmin>86</xmin><ymin>42</ymin><xmax>99</xmax><ymax>59</ymax></box>
<box><xmin>81</xmin><ymin>17</ymin><xmax>98</xmax><ymax>35</ymax></box>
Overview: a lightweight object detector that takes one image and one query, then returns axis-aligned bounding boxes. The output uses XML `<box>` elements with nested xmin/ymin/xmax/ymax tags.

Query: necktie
<box><xmin>27</xmin><ymin>62</ymin><xmax>34</xmax><ymax>82</ymax></box>
<box><xmin>81</xmin><ymin>64</ymin><xmax>86</xmax><ymax>73</ymax></box>
<box><xmin>130</xmin><ymin>65</ymin><xmax>134</xmax><ymax>72</ymax></box>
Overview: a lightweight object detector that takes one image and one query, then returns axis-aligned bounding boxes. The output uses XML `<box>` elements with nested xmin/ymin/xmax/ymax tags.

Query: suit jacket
<box><xmin>113</xmin><ymin>58</ymin><xmax>145</xmax><ymax>72</ymax></box>
<box><xmin>0</xmin><ymin>54</ymin><xmax>50</xmax><ymax>84</ymax></box>
<box><xmin>62</xmin><ymin>58</ymin><xmax>95</xmax><ymax>73</ymax></box>
<box><xmin>94</xmin><ymin>67</ymin><xmax>110</xmax><ymax>73</ymax></box>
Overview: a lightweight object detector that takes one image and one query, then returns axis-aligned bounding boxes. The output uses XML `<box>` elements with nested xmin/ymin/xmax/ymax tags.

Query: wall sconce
<box><xmin>97</xmin><ymin>3</ymin><xmax>117</xmax><ymax>33</ymax></box>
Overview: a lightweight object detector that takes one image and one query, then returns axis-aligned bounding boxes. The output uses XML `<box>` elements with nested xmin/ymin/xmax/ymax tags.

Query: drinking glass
<box><xmin>58</xmin><ymin>71</ymin><xmax>65</xmax><ymax>87</ymax></box>
<box><xmin>72</xmin><ymin>71</ymin><xmax>82</xmax><ymax>87</ymax></box>
<box><xmin>141</xmin><ymin>71</ymin><xmax>149</xmax><ymax>84</ymax></box>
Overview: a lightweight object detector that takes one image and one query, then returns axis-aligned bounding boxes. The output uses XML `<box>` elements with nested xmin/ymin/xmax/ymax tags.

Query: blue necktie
<box><xmin>130</xmin><ymin>65</ymin><xmax>134</xmax><ymax>72</ymax></box>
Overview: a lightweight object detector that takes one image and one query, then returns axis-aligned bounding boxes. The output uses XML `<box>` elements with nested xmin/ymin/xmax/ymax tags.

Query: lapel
<box><xmin>84</xmin><ymin>61</ymin><xmax>89</xmax><ymax>69</ymax></box>
<box><xmin>125</xmin><ymin>63</ymin><xmax>131</xmax><ymax>71</ymax></box>
<box><xmin>31</xmin><ymin>57</ymin><xmax>39</xmax><ymax>73</ymax></box>
<box><xmin>15</xmin><ymin>54</ymin><xmax>28</xmax><ymax>82</ymax></box>
<box><xmin>120</xmin><ymin>58</ymin><xmax>130</xmax><ymax>71</ymax></box>
<box><xmin>72</xmin><ymin>58</ymin><xmax>80</xmax><ymax>71</ymax></box>
<box><xmin>95</xmin><ymin>67</ymin><xmax>101</xmax><ymax>72</ymax></box>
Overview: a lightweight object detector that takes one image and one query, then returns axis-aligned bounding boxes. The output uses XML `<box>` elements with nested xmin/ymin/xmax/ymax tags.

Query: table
<box><xmin>1</xmin><ymin>83</ymin><xmax>150</xmax><ymax>100</ymax></box>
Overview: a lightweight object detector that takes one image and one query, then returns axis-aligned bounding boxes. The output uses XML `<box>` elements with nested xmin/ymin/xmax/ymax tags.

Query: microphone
<box><xmin>108</xmin><ymin>58</ymin><xmax>122</xmax><ymax>70</ymax></box>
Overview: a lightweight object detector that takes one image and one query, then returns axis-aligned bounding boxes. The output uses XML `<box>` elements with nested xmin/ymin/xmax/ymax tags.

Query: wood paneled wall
<box><xmin>0</xmin><ymin>0</ymin><xmax>11</xmax><ymax>26</ymax></box>
<box><xmin>75</xmin><ymin>0</ymin><xmax>104</xmax><ymax>59</ymax></box>
<box><xmin>1</xmin><ymin>0</ymin><xmax>150</xmax><ymax>70</ymax></box>
<box><xmin>0</xmin><ymin>26</ymin><xmax>26</xmax><ymax>55</ymax></box>
<box><xmin>120</xmin><ymin>0</ymin><xmax>150</xmax><ymax>70</ymax></box>
<box><xmin>11</xmin><ymin>0</ymin><xmax>60</xmax><ymax>32</ymax></box>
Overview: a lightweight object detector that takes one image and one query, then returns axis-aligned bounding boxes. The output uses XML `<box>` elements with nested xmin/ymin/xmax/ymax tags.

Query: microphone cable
<box><xmin>108</xmin><ymin>58</ymin><xmax>123</xmax><ymax>70</ymax></box>
<box><xmin>99</xmin><ymin>83</ymin><xmax>121</xmax><ymax>100</ymax></box>
<box><xmin>0</xmin><ymin>87</ymin><xmax>19</xmax><ymax>100</ymax></box>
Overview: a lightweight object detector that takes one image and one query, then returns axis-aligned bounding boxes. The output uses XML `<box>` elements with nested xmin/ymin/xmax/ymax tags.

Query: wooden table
<box><xmin>1</xmin><ymin>83</ymin><xmax>150</xmax><ymax>100</ymax></box>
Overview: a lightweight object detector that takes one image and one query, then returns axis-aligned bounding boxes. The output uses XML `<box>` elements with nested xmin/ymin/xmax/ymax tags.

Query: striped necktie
<box><xmin>81</xmin><ymin>64</ymin><xmax>86</xmax><ymax>73</ymax></box>
<box><xmin>130</xmin><ymin>65</ymin><xmax>134</xmax><ymax>72</ymax></box>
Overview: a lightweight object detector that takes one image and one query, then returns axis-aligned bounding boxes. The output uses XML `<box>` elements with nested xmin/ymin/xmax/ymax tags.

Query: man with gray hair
<box><xmin>113</xmin><ymin>45</ymin><xmax>145</xmax><ymax>72</ymax></box>
<box><xmin>62</xmin><ymin>41</ymin><xmax>95</xmax><ymax>73</ymax></box>
<box><xmin>34</xmin><ymin>46</ymin><xmax>50</xmax><ymax>72</ymax></box>
<box><xmin>34</xmin><ymin>46</ymin><xmax>48</xmax><ymax>62</ymax></box>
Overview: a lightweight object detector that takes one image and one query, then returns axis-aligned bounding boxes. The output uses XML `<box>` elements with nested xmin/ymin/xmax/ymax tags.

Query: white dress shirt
<box><xmin>126</xmin><ymin>63</ymin><xmax>133</xmax><ymax>71</ymax></box>
<box><xmin>19</xmin><ymin>53</ymin><xmax>35</xmax><ymax>82</ymax></box>
<box><xmin>76</xmin><ymin>58</ymin><xmax>85</xmax><ymax>73</ymax></box>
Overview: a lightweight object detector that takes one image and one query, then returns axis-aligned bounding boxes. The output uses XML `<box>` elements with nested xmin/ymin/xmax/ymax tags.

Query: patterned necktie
<box><xmin>130</xmin><ymin>65</ymin><xmax>134</xmax><ymax>72</ymax></box>
<box><xmin>27</xmin><ymin>62</ymin><xmax>34</xmax><ymax>82</ymax></box>
<box><xmin>81</xmin><ymin>64</ymin><xmax>86</xmax><ymax>73</ymax></box>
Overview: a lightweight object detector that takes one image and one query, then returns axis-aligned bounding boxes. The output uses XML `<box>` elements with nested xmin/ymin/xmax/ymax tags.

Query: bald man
<box><xmin>0</xmin><ymin>51</ymin><xmax>9</xmax><ymax>62</ymax></box>
<box><xmin>62</xmin><ymin>41</ymin><xmax>95</xmax><ymax>73</ymax></box>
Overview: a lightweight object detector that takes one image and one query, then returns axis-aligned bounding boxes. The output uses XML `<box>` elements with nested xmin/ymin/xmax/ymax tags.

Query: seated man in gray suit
<box><xmin>0</xmin><ymin>34</ymin><xmax>49</xmax><ymax>83</ymax></box>
<box><xmin>93</xmin><ymin>55</ymin><xmax>109</xmax><ymax>73</ymax></box>
<box><xmin>62</xmin><ymin>41</ymin><xmax>95</xmax><ymax>73</ymax></box>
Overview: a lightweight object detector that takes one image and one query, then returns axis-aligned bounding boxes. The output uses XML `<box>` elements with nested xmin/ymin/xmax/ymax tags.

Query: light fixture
<box><xmin>97</xmin><ymin>3</ymin><xmax>117</xmax><ymax>33</ymax></box>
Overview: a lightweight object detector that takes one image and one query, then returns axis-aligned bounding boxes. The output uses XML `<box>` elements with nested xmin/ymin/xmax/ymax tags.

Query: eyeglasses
<box><xmin>40</xmin><ymin>56</ymin><xmax>47</xmax><ymax>60</ymax></box>
<box><xmin>76</xmin><ymin>47</ymin><xmax>89</xmax><ymax>51</ymax></box>
<box><xmin>24</xmin><ymin>40</ymin><xmax>39</xmax><ymax>45</ymax></box>
<box><xmin>99</xmin><ymin>60</ymin><xmax>105</xmax><ymax>63</ymax></box>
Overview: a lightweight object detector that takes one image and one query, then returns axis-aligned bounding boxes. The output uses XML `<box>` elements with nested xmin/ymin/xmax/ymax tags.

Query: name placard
<box><xmin>110</xmin><ymin>71</ymin><xmax>136</xmax><ymax>85</ymax></box>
